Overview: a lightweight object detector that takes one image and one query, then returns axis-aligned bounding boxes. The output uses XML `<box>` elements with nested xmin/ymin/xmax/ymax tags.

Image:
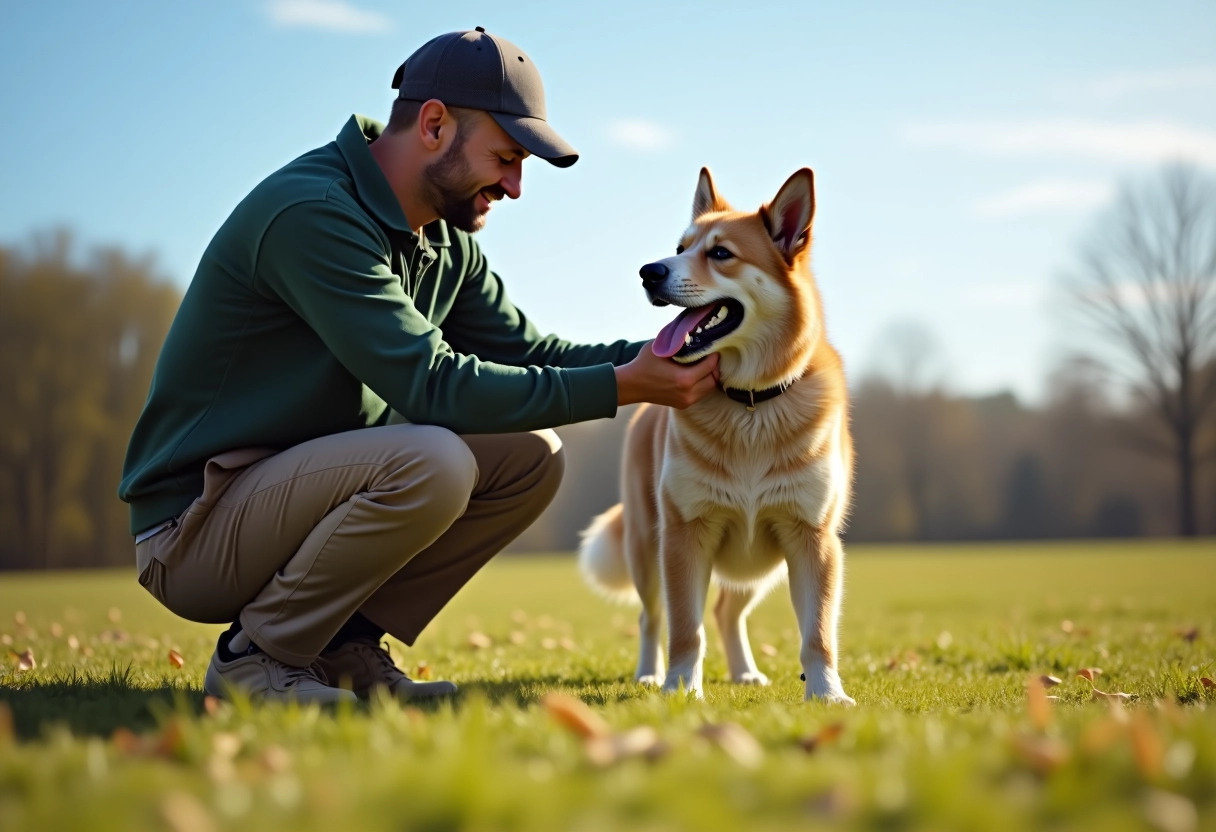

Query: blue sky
<box><xmin>3</xmin><ymin>1</ymin><xmax>1214</xmax><ymax>403</ymax></box>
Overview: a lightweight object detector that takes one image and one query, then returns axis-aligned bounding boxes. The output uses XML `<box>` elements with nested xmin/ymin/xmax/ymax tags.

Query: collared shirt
<box><xmin>119</xmin><ymin>115</ymin><xmax>640</xmax><ymax>535</ymax></box>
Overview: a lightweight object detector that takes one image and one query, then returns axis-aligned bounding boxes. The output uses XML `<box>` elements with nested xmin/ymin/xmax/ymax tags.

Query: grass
<box><xmin>1</xmin><ymin>539</ymin><xmax>1214</xmax><ymax>831</ymax></box>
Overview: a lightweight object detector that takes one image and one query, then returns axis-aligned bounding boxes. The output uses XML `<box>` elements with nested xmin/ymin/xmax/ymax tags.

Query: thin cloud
<box><xmin>976</xmin><ymin>179</ymin><xmax>1114</xmax><ymax>218</ymax></box>
<box><xmin>608</xmin><ymin>119</ymin><xmax>676</xmax><ymax>152</ymax></box>
<box><xmin>901</xmin><ymin>119</ymin><xmax>1216</xmax><ymax>167</ymax></box>
<box><xmin>266</xmin><ymin>0</ymin><xmax>392</xmax><ymax>34</ymax></box>
<box><xmin>1058</xmin><ymin>67</ymin><xmax>1216</xmax><ymax>103</ymax></box>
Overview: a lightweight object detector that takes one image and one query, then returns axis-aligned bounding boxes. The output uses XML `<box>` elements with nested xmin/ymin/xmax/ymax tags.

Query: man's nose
<box><xmin>500</xmin><ymin>166</ymin><xmax>522</xmax><ymax>200</ymax></box>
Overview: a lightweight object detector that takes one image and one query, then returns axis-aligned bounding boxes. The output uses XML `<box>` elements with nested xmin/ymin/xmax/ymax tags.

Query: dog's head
<box><xmin>642</xmin><ymin>167</ymin><xmax>823</xmax><ymax>388</ymax></box>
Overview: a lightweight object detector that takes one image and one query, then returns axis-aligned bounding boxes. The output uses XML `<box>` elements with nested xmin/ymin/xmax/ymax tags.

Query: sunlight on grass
<box><xmin>1</xmin><ymin>540</ymin><xmax>1214</xmax><ymax>830</ymax></box>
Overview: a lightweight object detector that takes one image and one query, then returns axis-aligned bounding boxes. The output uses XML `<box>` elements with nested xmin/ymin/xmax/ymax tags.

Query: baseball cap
<box><xmin>391</xmin><ymin>27</ymin><xmax>578</xmax><ymax>168</ymax></box>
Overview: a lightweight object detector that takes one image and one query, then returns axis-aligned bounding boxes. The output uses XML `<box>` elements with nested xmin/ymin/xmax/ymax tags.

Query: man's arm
<box><xmin>257</xmin><ymin>201</ymin><xmax>620</xmax><ymax>433</ymax></box>
<box><xmin>440</xmin><ymin>232</ymin><xmax>646</xmax><ymax>369</ymax></box>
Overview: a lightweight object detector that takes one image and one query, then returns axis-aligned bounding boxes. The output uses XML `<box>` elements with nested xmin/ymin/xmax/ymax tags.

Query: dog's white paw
<box><xmin>661</xmin><ymin>671</ymin><xmax>703</xmax><ymax>699</ymax></box>
<box><xmin>802</xmin><ymin>663</ymin><xmax>852</xmax><ymax>705</ymax></box>
<box><xmin>733</xmin><ymin>671</ymin><xmax>770</xmax><ymax>686</ymax></box>
<box><xmin>635</xmin><ymin>674</ymin><xmax>664</xmax><ymax>687</ymax></box>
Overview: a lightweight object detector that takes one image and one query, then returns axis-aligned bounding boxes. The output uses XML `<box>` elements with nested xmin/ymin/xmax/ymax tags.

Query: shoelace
<box><xmin>366</xmin><ymin>640</ymin><xmax>409</xmax><ymax>682</ymax></box>
<box><xmin>268</xmin><ymin>655</ymin><xmax>330</xmax><ymax>688</ymax></box>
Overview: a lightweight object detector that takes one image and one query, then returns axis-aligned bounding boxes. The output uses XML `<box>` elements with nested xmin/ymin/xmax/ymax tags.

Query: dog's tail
<box><xmin>577</xmin><ymin>503</ymin><xmax>638</xmax><ymax>603</ymax></box>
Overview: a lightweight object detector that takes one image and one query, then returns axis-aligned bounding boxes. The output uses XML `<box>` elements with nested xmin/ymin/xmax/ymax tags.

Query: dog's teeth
<box><xmin>684</xmin><ymin>334</ymin><xmax>692</xmax><ymax>345</ymax></box>
<box><xmin>695</xmin><ymin>326</ymin><xmax>703</xmax><ymax>334</ymax></box>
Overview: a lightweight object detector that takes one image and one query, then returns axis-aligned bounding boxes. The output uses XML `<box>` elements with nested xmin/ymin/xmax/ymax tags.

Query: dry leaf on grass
<box><xmin>1091</xmin><ymin>687</ymin><xmax>1135</xmax><ymax>704</ymax></box>
<box><xmin>697</xmin><ymin>722</ymin><xmax>763</xmax><ymax>768</ymax></box>
<box><xmin>585</xmin><ymin>726</ymin><xmax>666</xmax><ymax>767</ymax></box>
<box><xmin>202</xmin><ymin>696</ymin><xmax>222</xmax><ymax>716</ymax></box>
<box><xmin>467</xmin><ymin>632</ymin><xmax>492</xmax><ymax>649</ymax></box>
<box><xmin>1175</xmin><ymin>626</ymin><xmax>1199</xmax><ymax>643</ymax></box>
<box><xmin>160</xmin><ymin>791</ymin><xmax>217</xmax><ymax>832</ymax></box>
<box><xmin>540</xmin><ymin>693</ymin><xmax>610</xmax><ymax>739</ymax></box>
<box><xmin>1011</xmin><ymin>734</ymin><xmax>1069</xmax><ymax>774</ymax></box>
<box><xmin>167</xmin><ymin>650</ymin><xmax>184</xmax><ymax>669</ymax></box>
<box><xmin>1077</xmin><ymin>667</ymin><xmax>1103</xmax><ymax>682</ymax></box>
<box><xmin>1200</xmin><ymin>677</ymin><xmax>1215</xmax><ymax>690</ymax></box>
<box><xmin>759</xmin><ymin>643</ymin><xmax>778</xmax><ymax>657</ymax></box>
<box><xmin>1040</xmin><ymin>674</ymin><xmax>1062</xmax><ymax>688</ymax></box>
<box><xmin>415</xmin><ymin>662</ymin><xmax>432</xmax><ymax>680</ymax></box>
<box><xmin>799</xmin><ymin>721</ymin><xmax>845</xmax><ymax>753</ymax></box>
<box><xmin>1027</xmin><ymin>674</ymin><xmax>1053</xmax><ymax>731</ymax></box>
<box><xmin>1142</xmin><ymin>788</ymin><xmax>1198</xmax><ymax>832</ymax></box>
<box><xmin>1130</xmin><ymin>713</ymin><xmax>1164</xmax><ymax>780</ymax></box>
<box><xmin>13</xmin><ymin>648</ymin><xmax>36</xmax><ymax>672</ymax></box>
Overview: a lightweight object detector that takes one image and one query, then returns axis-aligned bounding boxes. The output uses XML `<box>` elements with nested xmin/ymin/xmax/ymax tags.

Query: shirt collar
<box><xmin>337</xmin><ymin>115</ymin><xmax>452</xmax><ymax>252</ymax></box>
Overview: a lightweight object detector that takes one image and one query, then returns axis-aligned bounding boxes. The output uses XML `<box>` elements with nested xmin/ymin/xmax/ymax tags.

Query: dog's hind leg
<box><xmin>783</xmin><ymin>526</ymin><xmax>854</xmax><ymax>705</ymax></box>
<box><xmin>713</xmin><ymin>585</ymin><xmax>770</xmax><ymax>685</ymax></box>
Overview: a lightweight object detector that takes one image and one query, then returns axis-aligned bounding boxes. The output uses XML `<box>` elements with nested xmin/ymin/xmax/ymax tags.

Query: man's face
<box><xmin>422</xmin><ymin>112</ymin><xmax>528</xmax><ymax>233</ymax></box>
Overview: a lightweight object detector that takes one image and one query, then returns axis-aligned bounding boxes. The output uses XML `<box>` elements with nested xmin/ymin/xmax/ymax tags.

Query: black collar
<box><xmin>720</xmin><ymin>382</ymin><xmax>790</xmax><ymax>411</ymax></box>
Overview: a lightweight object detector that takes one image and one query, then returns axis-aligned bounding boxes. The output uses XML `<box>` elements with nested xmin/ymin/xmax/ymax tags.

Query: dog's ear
<box><xmin>692</xmin><ymin>167</ymin><xmax>730</xmax><ymax>220</ymax></box>
<box><xmin>762</xmin><ymin>168</ymin><xmax>815</xmax><ymax>262</ymax></box>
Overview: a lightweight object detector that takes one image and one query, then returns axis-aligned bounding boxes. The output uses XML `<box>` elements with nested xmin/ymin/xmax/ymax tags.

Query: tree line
<box><xmin>1</xmin><ymin>165</ymin><xmax>1212</xmax><ymax>569</ymax></box>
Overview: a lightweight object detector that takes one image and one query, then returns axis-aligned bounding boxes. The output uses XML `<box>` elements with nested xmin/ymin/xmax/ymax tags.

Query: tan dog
<box><xmin>578</xmin><ymin>167</ymin><xmax>854</xmax><ymax>704</ymax></box>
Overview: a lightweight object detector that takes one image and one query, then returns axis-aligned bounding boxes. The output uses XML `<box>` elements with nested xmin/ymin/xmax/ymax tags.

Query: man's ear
<box><xmin>762</xmin><ymin>168</ymin><xmax>815</xmax><ymax>262</ymax></box>
<box><xmin>692</xmin><ymin>167</ymin><xmax>731</xmax><ymax>220</ymax></box>
<box><xmin>417</xmin><ymin>99</ymin><xmax>449</xmax><ymax>150</ymax></box>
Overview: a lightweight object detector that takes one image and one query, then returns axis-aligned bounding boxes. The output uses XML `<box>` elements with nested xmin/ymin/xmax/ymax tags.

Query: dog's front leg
<box><xmin>658</xmin><ymin>501</ymin><xmax>712</xmax><ymax>698</ymax></box>
<box><xmin>783</xmin><ymin>525</ymin><xmax>854</xmax><ymax>705</ymax></box>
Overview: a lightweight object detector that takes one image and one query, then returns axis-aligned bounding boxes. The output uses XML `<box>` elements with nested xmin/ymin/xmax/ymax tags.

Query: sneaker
<box><xmin>315</xmin><ymin>638</ymin><xmax>458</xmax><ymax>702</ymax></box>
<box><xmin>203</xmin><ymin>645</ymin><xmax>357</xmax><ymax>706</ymax></box>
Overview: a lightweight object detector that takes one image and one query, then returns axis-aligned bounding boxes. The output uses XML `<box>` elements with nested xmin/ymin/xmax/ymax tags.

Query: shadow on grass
<box><xmin>0</xmin><ymin>666</ymin><xmax>206</xmax><ymax>741</ymax></box>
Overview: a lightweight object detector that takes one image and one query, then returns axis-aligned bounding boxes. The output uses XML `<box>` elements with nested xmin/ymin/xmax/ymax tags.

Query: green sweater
<box><xmin>119</xmin><ymin>115</ymin><xmax>641</xmax><ymax>535</ymax></box>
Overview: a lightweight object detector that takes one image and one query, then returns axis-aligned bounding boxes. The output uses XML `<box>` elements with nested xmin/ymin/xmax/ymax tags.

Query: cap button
<box><xmin>475</xmin><ymin>26</ymin><xmax>485</xmax><ymax>32</ymax></box>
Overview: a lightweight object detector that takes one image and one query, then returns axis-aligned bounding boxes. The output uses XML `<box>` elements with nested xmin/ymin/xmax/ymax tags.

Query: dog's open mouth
<box><xmin>652</xmin><ymin>299</ymin><xmax>744</xmax><ymax>361</ymax></box>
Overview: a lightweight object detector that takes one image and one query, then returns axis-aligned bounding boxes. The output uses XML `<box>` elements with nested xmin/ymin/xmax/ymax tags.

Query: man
<box><xmin>118</xmin><ymin>27</ymin><xmax>719</xmax><ymax>705</ymax></box>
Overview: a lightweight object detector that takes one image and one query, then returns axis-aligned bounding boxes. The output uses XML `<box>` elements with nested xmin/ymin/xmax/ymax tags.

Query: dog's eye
<box><xmin>708</xmin><ymin>246</ymin><xmax>734</xmax><ymax>260</ymax></box>
<box><xmin>675</xmin><ymin>244</ymin><xmax>685</xmax><ymax>255</ymax></box>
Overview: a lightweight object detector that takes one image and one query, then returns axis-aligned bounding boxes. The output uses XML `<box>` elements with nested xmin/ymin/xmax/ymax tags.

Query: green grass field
<box><xmin>2</xmin><ymin>540</ymin><xmax>1214</xmax><ymax>831</ymax></box>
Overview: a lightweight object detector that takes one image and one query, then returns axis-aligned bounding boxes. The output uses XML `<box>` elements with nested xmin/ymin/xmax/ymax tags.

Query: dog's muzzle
<box><xmin>639</xmin><ymin>262</ymin><xmax>671</xmax><ymax>307</ymax></box>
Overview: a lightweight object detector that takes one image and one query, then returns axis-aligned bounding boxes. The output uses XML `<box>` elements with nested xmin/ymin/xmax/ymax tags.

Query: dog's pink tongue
<box><xmin>652</xmin><ymin>305</ymin><xmax>717</xmax><ymax>358</ymax></box>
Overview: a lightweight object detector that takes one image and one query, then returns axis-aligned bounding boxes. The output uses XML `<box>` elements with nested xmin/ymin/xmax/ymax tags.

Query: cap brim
<box><xmin>490</xmin><ymin>113</ymin><xmax>578</xmax><ymax>168</ymax></box>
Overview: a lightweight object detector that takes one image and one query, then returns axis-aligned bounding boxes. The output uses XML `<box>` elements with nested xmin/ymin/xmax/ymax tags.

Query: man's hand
<box><xmin>615</xmin><ymin>343</ymin><xmax>720</xmax><ymax>408</ymax></box>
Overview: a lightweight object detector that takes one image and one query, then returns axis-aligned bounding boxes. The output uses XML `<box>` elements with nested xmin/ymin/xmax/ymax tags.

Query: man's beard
<box><xmin>421</xmin><ymin>130</ymin><xmax>504</xmax><ymax>233</ymax></box>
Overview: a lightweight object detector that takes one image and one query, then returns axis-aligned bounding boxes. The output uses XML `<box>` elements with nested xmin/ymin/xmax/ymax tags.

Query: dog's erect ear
<box><xmin>692</xmin><ymin>167</ymin><xmax>730</xmax><ymax>220</ymax></box>
<box><xmin>762</xmin><ymin>168</ymin><xmax>815</xmax><ymax>262</ymax></box>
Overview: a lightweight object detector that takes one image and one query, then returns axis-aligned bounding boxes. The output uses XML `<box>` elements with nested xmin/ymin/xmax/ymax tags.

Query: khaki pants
<box><xmin>136</xmin><ymin>424</ymin><xmax>564</xmax><ymax>666</ymax></box>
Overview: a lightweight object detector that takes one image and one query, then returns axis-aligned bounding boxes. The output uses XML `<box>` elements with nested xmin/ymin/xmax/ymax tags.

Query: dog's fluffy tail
<box><xmin>577</xmin><ymin>503</ymin><xmax>638</xmax><ymax>604</ymax></box>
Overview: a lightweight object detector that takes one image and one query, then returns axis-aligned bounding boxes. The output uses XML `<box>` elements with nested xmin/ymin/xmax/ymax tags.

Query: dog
<box><xmin>578</xmin><ymin>166</ymin><xmax>855</xmax><ymax>704</ymax></box>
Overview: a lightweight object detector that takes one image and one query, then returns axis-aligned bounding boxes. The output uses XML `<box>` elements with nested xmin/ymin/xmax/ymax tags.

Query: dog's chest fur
<box><xmin>658</xmin><ymin>375</ymin><xmax>847</xmax><ymax>584</ymax></box>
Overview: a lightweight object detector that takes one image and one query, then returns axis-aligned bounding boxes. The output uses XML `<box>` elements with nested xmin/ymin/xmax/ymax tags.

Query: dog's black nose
<box><xmin>639</xmin><ymin>262</ymin><xmax>669</xmax><ymax>287</ymax></box>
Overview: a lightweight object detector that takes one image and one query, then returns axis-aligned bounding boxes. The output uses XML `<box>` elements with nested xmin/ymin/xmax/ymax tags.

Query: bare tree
<box><xmin>1066</xmin><ymin>163</ymin><xmax>1216</xmax><ymax>536</ymax></box>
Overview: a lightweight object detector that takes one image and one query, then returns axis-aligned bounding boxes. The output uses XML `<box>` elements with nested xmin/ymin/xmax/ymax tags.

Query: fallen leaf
<box><xmin>1040</xmin><ymin>674</ymin><xmax>1062</xmax><ymax>688</ymax></box>
<box><xmin>540</xmin><ymin>693</ymin><xmax>610</xmax><ymax>739</ymax></box>
<box><xmin>585</xmin><ymin>726</ymin><xmax>665</xmax><ymax>767</ymax></box>
<box><xmin>111</xmin><ymin>727</ymin><xmax>144</xmax><ymax>755</ymax></box>
<box><xmin>559</xmin><ymin>638</ymin><xmax>577</xmax><ymax>651</ymax></box>
<box><xmin>50</xmin><ymin>623</ymin><xmax>63</xmax><ymax>638</ymax></box>
<box><xmin>1011</xmin><ymin>734</ymin><xmax>1069</xmax><ymax>774</ymax></box>
<box><xmin>211</xmin><ymin>732</ymin><xmax>242</xmax><ymax>760</ymax></box>
<box><xmin>799</xmin><ymin>721</ymin><xmax>845</xmax><ymax>753</ymax></box>
<box><xmin>1060</xmin><ymin>619</ymin><xmax>1074</xmax><ymax>634</ymax></box>
<box><xmin>1142</xmin><ymin>788</ymin><xmax>1198</xmax><ymax>832</ymax></box>
<box><xmin>160</xmin><ymin>791</ymin><xmax>217</xmax><ymax>832</ymax></box>
<box><xmin>1080</xmin><ymin>715</ymin><xmax>1126</xmax><ymax>755</ymax></box>
<box><xmin>1027</xmin><ymin>674</ymin><xmax>1052</xmax><ymax>731</ymax></box>
<box><xmin>1176</xmin><ymin>626</ymin><xmax>1199</xmax><ymax>643</ymax></box>
<box><xmin>467</xmin><ymin>632</ymin><xmax>492</xmax><ymax>649</ymax></box>
<box><xmin>156</xmin><ymin>720</ymin><xmax>187</xmax><ymax>758</ymax></box>
<box><xmin>1200</xmin><ymin>677</ymin><xmax>1214</xmax><ymax>690</ymax></box>
<box><xmin>697</xmin><ymin>722</ymin><xmax>763</xmax><ymax>769</ymax></box>
<box><xmin>167</xmin><ymin>650</ymin><xmax>184</xmax><ymax>669</ymax></box>
<box><xmin>260</xmin><ymin>745</ymin><xmax>292</xmax><ymax>773</ymax></box>
<box><xmin>1130</xmin><ymin>713</ymin><xmax>1164</xmax><ymax>780</ymax></box>
<box><xmin>1077</xmin><ymin>667</ymin><xmax>1103</xmax><ymax>682</ymax></box>
<box><xmin>1091</xmin><ymin>687</ymin><xmax>1135</xmax><ymax>704</ymax></box>
<box><xmin>415</xmin><ymin>662</ymin><xmax>432</xmax><ymax>680</ymax></box>
<box><xmin>15</xmin><ymin>648</ymin><xmax>36</xmax><ymax>672</ymax></box>
<box><xmin>67</xmin><ymin>635</ymin><xmax>80</xmax><ymax>651</ymax></box>
<box><xmin>202</xmin><ymin>696</ymin><xmax>222</xmax><ymax>716</ymax></box>
<box><xmin>759</xmin><ymin>643</ymin><xmax>778</xmax><ymax>657</ymax></box>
